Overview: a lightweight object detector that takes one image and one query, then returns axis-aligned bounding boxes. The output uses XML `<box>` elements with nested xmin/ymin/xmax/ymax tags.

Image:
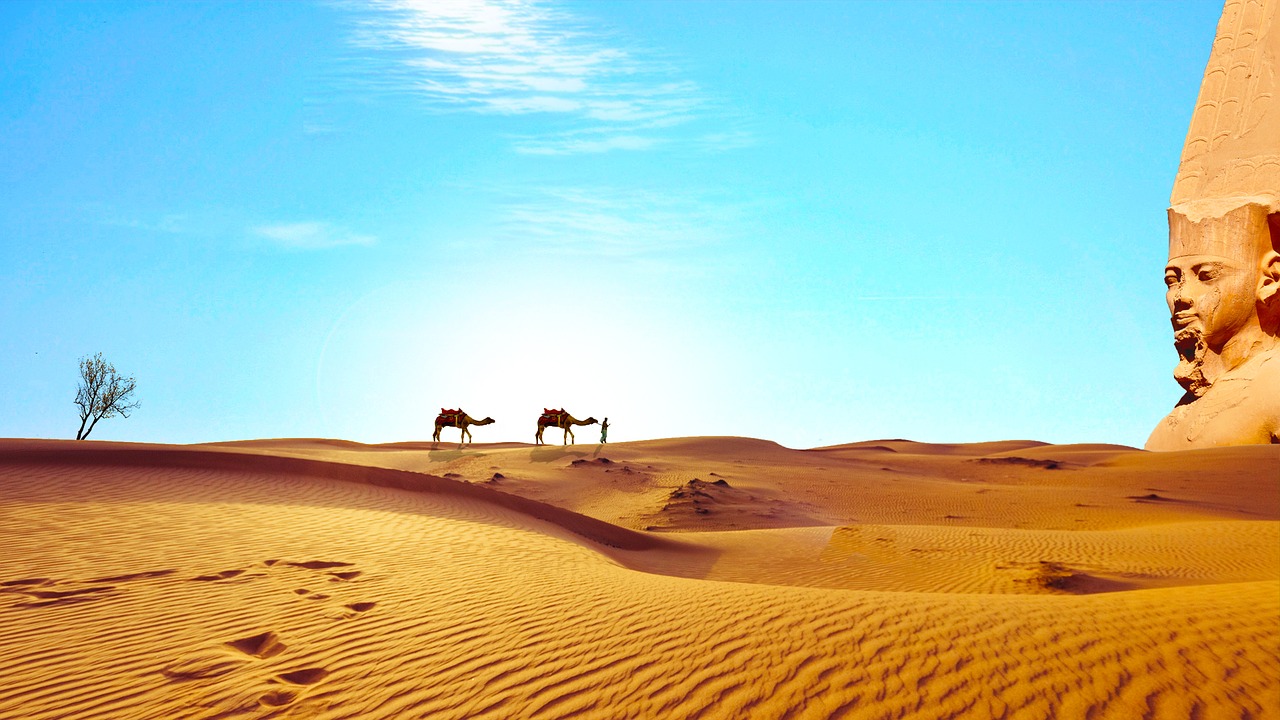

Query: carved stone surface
<box><xmin>1146</xmin><ymin>0</ymin><xmax>1280</xmax><ymax>450</ymax></box>
<box><xmin>1170</xmin><ymin>0</ymin><xmax>1279</xmax><ymax>207</ymax></box>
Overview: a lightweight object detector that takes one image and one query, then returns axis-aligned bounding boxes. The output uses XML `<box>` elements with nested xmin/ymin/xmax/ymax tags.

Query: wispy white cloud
<box><xmin>331</xmin><ymin>0</ymin><xmax>735</xmax><ymax>153</ymax></box>
<box><xmin>486</xmin><ymin>185</ymin><xmax>743</xmax><ymax>257</ymax></box>
<box><xmin>513</xmin><ymin>133</ymin><xmax>663</xmax><ymax>155</ymax></box>
<box><xmin>253</xmin><ymin>222</ymin><xmax>375</xmax><ymax>249</ymax></box>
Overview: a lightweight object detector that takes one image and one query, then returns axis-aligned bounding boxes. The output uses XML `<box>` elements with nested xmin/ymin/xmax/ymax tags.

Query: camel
<box><xmin>535</xmin><ymin>408</ymin><xmax>598</xmax><ymax>446</ymax></box>
<box><xmin>433</xmin><ymin>409</ymin><xmax>495</xmax><ymax>444</ymax></box>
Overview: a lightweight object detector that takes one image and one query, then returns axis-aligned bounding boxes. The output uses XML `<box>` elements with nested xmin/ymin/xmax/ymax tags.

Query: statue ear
<box><xmin>1259</xmin><ymin>250</ymin><xmax>1280</xmax><ymax>305</ymax></box>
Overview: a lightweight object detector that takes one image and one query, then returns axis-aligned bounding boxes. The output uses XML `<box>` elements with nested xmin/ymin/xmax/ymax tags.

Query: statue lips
<box><xmin>1172</xmin><ymin>313</ymin><xmax>1198</xmax><ymax>331</ymax></box>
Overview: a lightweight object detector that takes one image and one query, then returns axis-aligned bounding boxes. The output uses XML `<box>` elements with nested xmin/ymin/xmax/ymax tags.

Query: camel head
<box><xmin>477</xmin><ymin>417</ymin><xmax>495</xmax><ymax>425</ymax></box>
<box><xmin>581</xmin><ymin>417</ymin><xmax>599</xmax><ymax>426</ymax></box>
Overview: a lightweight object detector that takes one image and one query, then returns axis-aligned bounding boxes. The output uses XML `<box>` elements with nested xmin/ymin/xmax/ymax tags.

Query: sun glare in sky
<box><xmin>1</xmin><ymin>0</ymin><xmax>1223</xmax><ymax>447</ymax></box>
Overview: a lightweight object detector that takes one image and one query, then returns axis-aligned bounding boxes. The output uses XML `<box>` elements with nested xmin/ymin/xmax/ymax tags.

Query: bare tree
<box><xmin>74</xmin><ymin>353</ymin><xmax>140</xmax><ymax>440</ymax></box>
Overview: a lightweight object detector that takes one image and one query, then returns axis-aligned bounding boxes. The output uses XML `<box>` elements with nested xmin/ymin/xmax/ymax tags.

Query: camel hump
<box><xmin>540</xmin><ymin>409</ymin><xmax>567</xmax><ymax>422</ymax></box>
<box><xmin>437</xmin><ymin>409</ymin><xmax>464</xmax><ymax>421</ymax></box>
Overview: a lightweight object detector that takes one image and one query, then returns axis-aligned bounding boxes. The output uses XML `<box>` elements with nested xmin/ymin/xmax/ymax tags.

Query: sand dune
<box><xmin>0</xmin><ymin>437</ymin><xmax>1275</xmax><ymax>719</ymax></box>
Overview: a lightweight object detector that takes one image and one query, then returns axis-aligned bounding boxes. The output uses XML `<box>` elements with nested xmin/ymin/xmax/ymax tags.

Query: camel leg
<box><xmin>564</xmin><ymin>426</ymin><xmax>572</xmax><ymax>445</ymax></box>
<box><xmin>433</xmin><ymin>426</ymin><xmax>441</xmax><ymax>443</ymax></box>
<box><xmin>535</xmin><ymin>425</ymin><xmax>543</xmax><ymax>445</ymax></box>
<box><xmin>462</xmin><ymin>427</ymin><xmax>471</xmax><ymax>445</ymax></box>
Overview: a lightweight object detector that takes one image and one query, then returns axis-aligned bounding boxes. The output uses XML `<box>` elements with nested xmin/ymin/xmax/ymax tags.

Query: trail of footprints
<box><xmin>167</xmin><ymin>559</ymin><xmax>378</xmax><ymax>712</ymax></box>
<box><xmin>165</xmin><ymin>627</ymin><xmax>333</xmax><ymax>711</ymax></box>
<box><xmin>2</xmin><ymin>559</ymin><xmax>377</xmax><ymax>713</ymax></box>
<box><xmin>0</xmin><ymin>559</ymin><xmax>374</xmax><ymax>615</ymax></box>
<box><xmin>180</xmin><ymin>558</ymin><xmax>377</xmax><ymax>618</ymax></box>
<box><xmin>0</xmin><ymin>568</ymin><xmax>178</xmax><ymax>608</ymax></box>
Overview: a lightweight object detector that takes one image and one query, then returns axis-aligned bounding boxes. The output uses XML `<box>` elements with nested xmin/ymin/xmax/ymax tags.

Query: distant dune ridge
<box><xmin>0</xmin><ymin>437</ymin><xmax>1276</xmax><ymax>719</ymax></box>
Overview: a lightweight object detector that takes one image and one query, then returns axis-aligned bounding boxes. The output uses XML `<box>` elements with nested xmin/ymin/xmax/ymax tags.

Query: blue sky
<box><xmin>0</xmin><ymin>0</ymin><xmax>1223</xmax><ymax>447</ymax></box>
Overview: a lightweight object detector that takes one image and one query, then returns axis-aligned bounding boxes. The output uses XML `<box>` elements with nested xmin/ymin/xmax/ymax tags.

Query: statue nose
<box><xmin>1170</xmin><ymin>283</ymin><xmax>1193</xmax><ymax>308</ymax></box>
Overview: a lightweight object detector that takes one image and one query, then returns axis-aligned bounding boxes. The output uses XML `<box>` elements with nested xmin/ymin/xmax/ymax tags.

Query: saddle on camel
<box><xmin>432</xmin><ymin>409</ymin><xmax>496</xmax><ymax>444</ymax></box>
<box><xmin>535</xmin><ymin>408</ymin><xmax>598</xmax><ymax>445</ymax></box>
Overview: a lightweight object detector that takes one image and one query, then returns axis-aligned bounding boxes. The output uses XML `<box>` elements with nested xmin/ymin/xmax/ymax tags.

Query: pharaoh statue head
<box><xmin>1145</xmin><ymin>0</ymin><xmax>1280</xmax><ymax>449</ymax></box>
<box><xmin>1162</xmin><ymin>198</ymin><xmax>1280</xmax><ymax>397</ymax></box>
<box><xmin>1147</xmin><ymin>198</ymin><xmax>1280</xmax><ymax>449</ymax></box>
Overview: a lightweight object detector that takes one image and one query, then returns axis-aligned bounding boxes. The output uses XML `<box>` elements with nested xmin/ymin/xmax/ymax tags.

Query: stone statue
<box><xmin>1146</xmin><ymin>0</ymin><xmax>1280</xmax><ymax>450</ymax></box>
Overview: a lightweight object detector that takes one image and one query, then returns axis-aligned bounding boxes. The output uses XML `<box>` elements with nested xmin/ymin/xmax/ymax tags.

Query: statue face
<box><xmin>1164</xmin><ymin>253</ymin><xmax>1258</xmax><ymax>351</ymax></box>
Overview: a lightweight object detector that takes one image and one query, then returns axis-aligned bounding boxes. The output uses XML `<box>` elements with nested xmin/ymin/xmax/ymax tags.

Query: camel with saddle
<box><xmin>433</xmin><ymin>409</ymin><xmax>495</xmax><ymax>444</ymax></box>
<box><xmin>535</xmin><ymin>409</ymin><xmax>598</xmax><ymax>445</ymax></box>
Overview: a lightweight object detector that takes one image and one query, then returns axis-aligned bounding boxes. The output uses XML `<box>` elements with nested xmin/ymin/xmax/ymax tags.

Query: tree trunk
<box><xmin>82</xmin><ymin>414</ymin><xmax>102</xmax><ymax>440</ymax></box>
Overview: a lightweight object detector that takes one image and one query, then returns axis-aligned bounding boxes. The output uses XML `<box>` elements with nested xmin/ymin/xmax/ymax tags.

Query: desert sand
<box><xmin>0</xmin><ymin>436</ymin><xmax>1276</xmax><ymax>719</ymax></box>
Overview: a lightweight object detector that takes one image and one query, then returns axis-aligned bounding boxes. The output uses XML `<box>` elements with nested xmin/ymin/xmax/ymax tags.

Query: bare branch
<box><xmin>74</xmin><ymin>353</ymin><xmax>140</xmax><ymax>440</ymax></box>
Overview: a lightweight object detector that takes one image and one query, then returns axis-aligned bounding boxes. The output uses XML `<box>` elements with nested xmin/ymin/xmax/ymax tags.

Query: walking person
<box><xmin>600</xmin><ymin>417</ymin><xmax>609</xmax><ymax>444</ymax></box>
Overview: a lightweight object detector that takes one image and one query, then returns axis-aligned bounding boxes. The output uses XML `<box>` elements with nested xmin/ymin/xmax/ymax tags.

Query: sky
<box><xmin>0</xmin><ymin>0</ymin><xmax>1226</xmax><ymax>448</ymax></box>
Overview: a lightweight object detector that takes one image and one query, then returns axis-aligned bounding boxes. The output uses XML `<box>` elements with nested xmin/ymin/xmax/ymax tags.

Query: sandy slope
<box><xmin>0</xmin><ymin>437</ymin><xmax>1276</xmax><ymax>719</ymax></box>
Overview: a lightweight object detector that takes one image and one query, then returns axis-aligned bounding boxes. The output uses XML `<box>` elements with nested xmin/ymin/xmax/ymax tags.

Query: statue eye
<box><xmin>1197</xmin><ymin>269</ymin><xmax>1219</xmax><ymax>282</ymax></box>
<box><xmin>1164</xmin><ymin>273</ymin><xmax>1178</xmax><ymax>287</ymax></box>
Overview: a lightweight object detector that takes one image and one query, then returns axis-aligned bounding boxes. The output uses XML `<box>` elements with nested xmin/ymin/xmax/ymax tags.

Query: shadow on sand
<box><xmin>529</xmin><ymin>446</ymin><xmax>590</xmax><ymax>464</ymax></box>
<box><xmin>428</xmin><ymin>447</ymin><xmax>487</xmax><ymax>463</ymax></box>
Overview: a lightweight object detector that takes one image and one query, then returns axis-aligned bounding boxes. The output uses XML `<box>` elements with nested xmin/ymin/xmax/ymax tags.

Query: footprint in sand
<box><xmin>161</xmin><ymin>630</ymin><xmax>284</xmax><ymax>682</ymax></box>
<box><xmin>160</xmin><ymin>650</ymin><xmax>250</xmax><ymax>681</ymax></box>
<box><xmin>163</xmin><ymin>630</ymin><xmax>308</xmax><ymax>678</ymax></box>
<box><xmin>88</xmin><ymin>569</ymin><xmax>177</xmax><ymax>583</ymax></box>
<box><xmin>164</xmin><ymin>632</ymin><xmax>330</xmax><ymax>714</ymax></box>
<box><xmin>190</xmin><ymin>569</ymin><xmax>249</xmax><ymax>582</ymax></box>
<box><xmin>276</xmin><ymin>667</ymin><xmax>330</xmax><ymax>685</ymax></box>
<box><xmin>322</xmin><ymin>601</ymin><xmax>378</xmax><ymax>620</ymax></box>
<box><xmin>3</xmin><ymin>569</ymin><xmax>179</xmax><ymax>610</ymax></box>
<box><xmin>226</xmin><ymin>630</ymin><xmax>288</xmax><ymax>659</ymax></box>
<box><xmin>258</xmin><ymin>689</ymin><xmax>298</xmax><ymax>707</ymax></box>
<box><xmin>254</xmin><ymin>668</ymin><xmax>331</xmax><ymax>710</ymax></box>
<box><xmin>1</xmin><ymin>582</ymin><xmax>117</xmax><ymax>609</ymax></box>
<box><xmin>286</xmin><ymin>560</ymin><xmax>354</xmax><ymax>570</ymax></box>
<box><xmin>265</xmin><ymin>560</ymin><xmax>376</xmax><ymax>616</ymax></box>
<box><xmin>23</xmin><ymin>586</ymin><xmax>116</xmax><ymax>599</ymax></box>
<box><xmin>0</xmin><ymin>577</ymin><xmax>53</xmax><ymax>587</ymax></box>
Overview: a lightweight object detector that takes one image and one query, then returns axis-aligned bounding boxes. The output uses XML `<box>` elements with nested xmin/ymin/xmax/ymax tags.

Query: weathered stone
<box><xmin>1146</xmin><ymin>0</ymin><xmax>1280</xmax><ymax>450</ymax></box>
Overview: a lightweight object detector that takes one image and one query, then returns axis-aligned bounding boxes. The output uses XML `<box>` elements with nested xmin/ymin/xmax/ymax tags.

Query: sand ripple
<box><xmin>0</xmin><ymin>440</ymin><xmax>1275</xmax><ymax>719</ymax></box>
